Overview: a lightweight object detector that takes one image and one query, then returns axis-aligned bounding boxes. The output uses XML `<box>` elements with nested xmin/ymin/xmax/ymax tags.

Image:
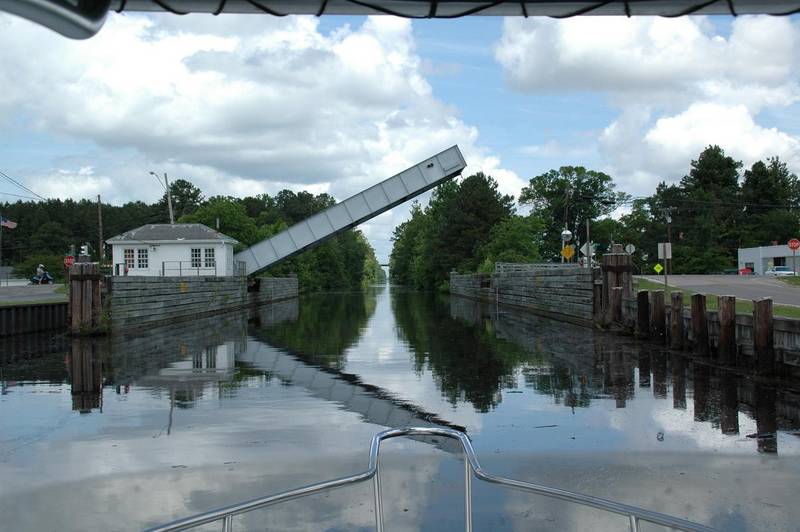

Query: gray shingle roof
<box><xmin>106</xmin><ymin>223</ymin><xmax>239</xmax><ymax>244</ymax></box>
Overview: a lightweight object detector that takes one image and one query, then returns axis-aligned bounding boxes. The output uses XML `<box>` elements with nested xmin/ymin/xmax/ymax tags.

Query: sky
<box><xmin>1</xmin><ymin>12</ymin><xmax>799</xmax><ymax>262</ymax></box>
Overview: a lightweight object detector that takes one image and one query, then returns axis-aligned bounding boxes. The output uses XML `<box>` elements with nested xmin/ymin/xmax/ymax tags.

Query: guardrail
<box><xmin>146</xmin><ymin>427</ymin><xmax>713</xmax><ymax>532</ymax></box>
<box><xmin>161</xmin><ymin>261</ymin><xmax>218</xmax><ymax>277</ymax></box>
<box><xmin>494</xmin><ymin>262</ymin><xmax>582</xmax><ymax>273</ymax></box>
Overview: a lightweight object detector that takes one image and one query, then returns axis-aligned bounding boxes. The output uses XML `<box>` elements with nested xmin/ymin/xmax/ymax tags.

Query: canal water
<box><xmin>2</xmin><ymin>285</ymin><xmax>799</xmax><ymax>531</ymax></box>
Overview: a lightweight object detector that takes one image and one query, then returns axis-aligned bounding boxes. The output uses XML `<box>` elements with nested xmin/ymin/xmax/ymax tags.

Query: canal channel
<box><xmin>1</xmin><ymin>285</ymin><xmax>799</xmax><ymax>531</ymax></box>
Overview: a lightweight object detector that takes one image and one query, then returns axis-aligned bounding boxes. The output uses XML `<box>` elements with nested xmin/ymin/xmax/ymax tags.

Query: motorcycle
<box><xmin>29</xmin><ymin>272</ymin><xmax>54</xmax><ymax>285</ymax></box>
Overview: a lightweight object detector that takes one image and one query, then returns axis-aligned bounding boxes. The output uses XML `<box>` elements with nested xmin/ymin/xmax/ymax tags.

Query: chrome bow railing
<box><xmin>146</xmin><ymin>427</ymin><xmax>715</xmax><ymax>532</ymax></box>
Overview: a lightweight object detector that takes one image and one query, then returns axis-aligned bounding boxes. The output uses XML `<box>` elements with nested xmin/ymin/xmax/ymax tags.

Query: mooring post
<box><xmin>69</xmin><ymin>262</ymin><xmax>103</xmax><ymax>335</ymax></box>
<box><xmin>670</xmin><ymin>292</ymin><xmax>683</xmax><ymax>350</ymax></box>
<box><xmin>717</xmin><ymin>295</ymin><xmax>736</xmax><ymax>366</ymax></box>
<box><xmin>691</xmin><ymin>294</ymin><xmax>708</xmax><ymax>357</ymax></box>
<box><xmin>610</xmin><ymin>287</ymin><xmax>622</xmax><ymax>326</ymax></box>
<box><xmin>753</xmin><ymin>298</ymin><xmax>774</xmax><ymax>374</ymax></box>
<box><xmin>651</xmin><ymin>290</ymin><xmax>666</xmax><ymax>341</ymax></box>
<box><xmin>636</xmin><ymin>291</ymin><xmax>650</xmax><ymax>338</ymax></box>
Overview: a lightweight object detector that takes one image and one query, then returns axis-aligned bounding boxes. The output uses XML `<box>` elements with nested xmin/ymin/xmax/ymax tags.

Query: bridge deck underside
<box><xmin>235</xmin><ymin>146</ymin><xmax>466</xmax><ymax>276</ymax></box>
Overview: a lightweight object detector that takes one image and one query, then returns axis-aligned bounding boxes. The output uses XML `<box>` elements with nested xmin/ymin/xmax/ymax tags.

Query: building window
<box><xmin>775</xmin><ymin>257</ymin><xmax>786</xmax><ymax>267</ymax></box>
<box><xmin>124</xmin><ymin>248</ymin><xmax>134</xmax><ymax>269</ymax></box>
<box><xmin>137</xmin><ymin>248</ymin><xmax>148</xmax><ymax>269</ymax></box>
<box><xmin>204</xmin><ymin>248</ymin><xmax>216</xmax><ymax>269</ymax></box>
<box><xmin>191</xmin><ymin>248</ymin><xmax>201</xmax><ymax>268</ymax></box>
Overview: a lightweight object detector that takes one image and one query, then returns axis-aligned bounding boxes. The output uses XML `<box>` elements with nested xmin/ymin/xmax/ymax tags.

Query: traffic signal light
<box><xmin>80</xmin><ymin>244</ymin><xmax>89</xmax><ymax>255</ymax></box>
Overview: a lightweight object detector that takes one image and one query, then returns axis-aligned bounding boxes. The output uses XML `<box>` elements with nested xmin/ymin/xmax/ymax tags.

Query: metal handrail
<box><xmin>146</xmin><ymin>427</ymin><xmax>714</xmax><ymax>532</ymax></box>
<box><xmin>161</xmin><ymin>261</ymin><xmax>217</xmax><ymax>277</ymax></box>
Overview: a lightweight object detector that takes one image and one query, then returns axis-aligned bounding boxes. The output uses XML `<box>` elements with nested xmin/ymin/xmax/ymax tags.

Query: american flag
<box><xmin>0</xmin><ymin>215</ymin><xmax>17</xmax><ymax>229</ymax></box>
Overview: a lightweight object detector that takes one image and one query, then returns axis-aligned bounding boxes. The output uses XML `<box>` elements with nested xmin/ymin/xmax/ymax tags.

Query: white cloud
<box><xmin>0</xmin><ymin>12</ymin><xmax>519</xmax><ymax>261</ymax></box>
<box><xmin>495</xmin><ymin>15</ymin><xmax>800</xmax><ymax>195</ymax></box>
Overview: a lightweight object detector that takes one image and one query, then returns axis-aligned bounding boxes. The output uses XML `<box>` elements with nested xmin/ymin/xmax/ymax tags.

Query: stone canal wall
<box><xmin>0</xmin><ymin>302</ymin><xmax>68</xmax><ymax>337</ymax></box>
<box><xmin>248</xmin><ymin>276</ymin><xmax>299</xmax><ymax>306</ymax></box>
<box><xmin>451</xmin><ymin>265</ymin><xmax>594</xmax><ymax>326</ymax></box>
<box><xmin>107</xmin><ymin>275</ymin><xmax>298</xmax><ymax>331</ymax></box>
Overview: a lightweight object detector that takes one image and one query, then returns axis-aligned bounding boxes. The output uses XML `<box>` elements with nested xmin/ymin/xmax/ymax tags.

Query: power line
<box><xmin>0</xmin><ymin>191</ymin><xmax>40</xmax><ymax>201</ymax></box>
<box><xmin>0</xmin><ymin>170</ymin><xmax>46</xmax><ymax>201</ymax></box>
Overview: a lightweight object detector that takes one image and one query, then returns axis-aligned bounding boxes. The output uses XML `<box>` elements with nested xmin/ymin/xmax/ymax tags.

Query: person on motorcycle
<box><xmin>36</xmin><ymin>264</ymin><xmax>45</xmax><ymax>278</ymax></box>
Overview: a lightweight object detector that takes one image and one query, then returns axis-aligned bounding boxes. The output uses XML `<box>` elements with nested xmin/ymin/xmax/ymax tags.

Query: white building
<box><xmin>106</xmin><ymin>223</ymin><xmax>240</xmax><ymax>277</ymax></box>
<box><xmin>737</xmin><ymin>244</ymin><xmax>800</xmax><ymax>275</ymax></box>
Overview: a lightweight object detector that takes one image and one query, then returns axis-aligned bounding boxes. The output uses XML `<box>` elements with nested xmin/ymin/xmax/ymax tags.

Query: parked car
<box><xmin>765</xmin><ymin>266</ymin><xmax>797</xmax><ymax>277</ymax></box>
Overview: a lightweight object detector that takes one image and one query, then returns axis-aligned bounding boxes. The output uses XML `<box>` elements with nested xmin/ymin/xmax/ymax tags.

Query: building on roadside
<box><xmin>737</xmin><ymin>244</ymin><xmax>800</xmax><ymax>275</ymax></box>
<box><xmin>106</xmin><ymin>223</ymin><xmax>240</xmax><ymax>277</ymax></box>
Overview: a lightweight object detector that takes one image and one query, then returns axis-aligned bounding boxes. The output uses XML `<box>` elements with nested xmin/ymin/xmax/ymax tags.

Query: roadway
<box><xmin>0</xmin><ymin>284</ymin><xmax>67</xmax><ymax>304</ymax></box>
<box><xmin>638</xmin><ymin>274</ymin><xmax>800</xmax><ymax>307</ymax></box>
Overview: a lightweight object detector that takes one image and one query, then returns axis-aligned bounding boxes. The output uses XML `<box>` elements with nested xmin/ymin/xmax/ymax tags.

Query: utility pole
<box><xmin>97</xmin><ymin>194</ymin><xmax>104</xmax><ymax>261</ymax></box>
<box><xmin>151</xmin><ymin>171</ymin><xmax>175</xmax><ymax>224</ymax></box>
<box><xmin>665</xmin><ymin>209</ymin><xmax>672</xmax><ymax>289</ymax></box>
<box><xmin>586</xmin><ymin>218</ymin><xmax>591</xmax><ymax>269</ymax></box>
<box><xmin>164</xmin><ymin>173</ymin><xmax>175</xmax><ymax>224</ymax></box>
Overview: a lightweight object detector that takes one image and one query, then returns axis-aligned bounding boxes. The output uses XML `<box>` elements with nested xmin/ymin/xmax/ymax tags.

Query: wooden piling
<box><xmin>669</xmin><ymin>292</ymin><xmax>683</xmax><ymax>350</ymax></box>
<box><xmin>610</xmin><ymin>287</ymin><xmax>622</xmax><ymax>326</ymax></box>
<box><xmin>651</xmin><ymin>290</ymin><xmax>666</xmax><ymax>341</ymax></box>
<box><xmin>717</xmin><ymin>295</ymin><xmax>736</xmax><ymax>365</ymax></box>
<box><xmin>753</xmin><ymin>298</ymin><xmax>774</xmax><ymax>374</ymax></box>
<box><xmin>69</xmin><ymin>262</ymin><xmax>104</xmax><ymax>335</ymax></box>
<box><xmin>636</xmin><ymin>291</ymin><xmax>649</xmax><ymax>338</ymax></box>
<box><xmin>691</xmin><ymin>294</ymin><xmax>708</xmax><ymax>357</ymax></box>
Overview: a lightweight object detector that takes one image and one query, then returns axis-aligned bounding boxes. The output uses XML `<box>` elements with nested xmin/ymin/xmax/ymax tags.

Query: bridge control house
<box><xmin>106</xmin><ymin>223</ymin><xmax>239</xmax><ymax>277</ymax></box>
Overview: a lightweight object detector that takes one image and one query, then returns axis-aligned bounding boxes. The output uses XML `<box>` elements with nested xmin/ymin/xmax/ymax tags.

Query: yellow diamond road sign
<box><xmin>560</xmin><ymin>245</ymin><xmax>575</xmax><ymax>260</ymax></box>
<box><xmin>654</xmin><ymin>263</ymin><xmax>664</xmax><ymax>274</ymax></box>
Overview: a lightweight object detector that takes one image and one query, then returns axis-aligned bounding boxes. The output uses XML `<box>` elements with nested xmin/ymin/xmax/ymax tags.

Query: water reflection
<box><xmin>67</xmin><ymin>340</ymin><xmax>104</xmax><ymax>413</ymax></box>
<box><xmin>2</xmin><ymin>289</ymin><xmax>800</xmax><ymax>531</ymax></box>
<box><xmin>394</xmin><ymin>291</ymin><xmax>535</xmax><ymax>412</ymax></box>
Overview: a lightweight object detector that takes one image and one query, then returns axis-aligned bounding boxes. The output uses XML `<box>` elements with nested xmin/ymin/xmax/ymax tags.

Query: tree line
<box><xmin>390</xmin><ymin>146</ymin><xmax>800</xmax><ymax>289</ymax></box>
<box><xmin>0</xmin><ymin>180</ymin><xmax>384</xmax><ymax>289</ymax></box>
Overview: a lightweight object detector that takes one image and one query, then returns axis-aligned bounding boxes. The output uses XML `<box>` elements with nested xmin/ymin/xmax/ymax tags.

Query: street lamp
<box><xmin>561</xmin><ymin>228</ymin><xmax>573</xmax><ymax>263</ymax></box>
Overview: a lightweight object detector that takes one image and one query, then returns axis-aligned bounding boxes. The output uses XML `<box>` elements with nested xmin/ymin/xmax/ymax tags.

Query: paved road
<box><xmin>638</xmin><ymin>274</ymin><xmax>800</xmax><ymax>306</ymax></box>
<box><xmin>0</xmin><ymin>284</ymin><xmax>67</xmax><ymax>304</ymax></box>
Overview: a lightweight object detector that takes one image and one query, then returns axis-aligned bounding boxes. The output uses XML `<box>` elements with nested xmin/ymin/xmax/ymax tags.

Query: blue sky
<box><xmin>1</xmin><ymin>12</ymin><xmax>799</xmax><ymax>260</ymax></box>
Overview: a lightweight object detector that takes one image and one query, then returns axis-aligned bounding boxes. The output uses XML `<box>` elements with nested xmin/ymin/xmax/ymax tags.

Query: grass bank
<box><xmin>635</xmin><ymin>278</ymin><xmax>800</xmax><ymax>319</ymax></box>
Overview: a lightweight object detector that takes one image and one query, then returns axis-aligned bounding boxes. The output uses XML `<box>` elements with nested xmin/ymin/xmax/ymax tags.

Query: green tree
<box><xmin>519</xmin><ymin>166</ymin><xmax>628</xmax><ymax>260</ymax></box>
<box><xmin>179</xmin><ymin>197</ymin><xmax>261</xmax><ymax>246</ymax></box>
<box><xmin>739</xmin><ymin>157</ymin><xmax>800</xmax><ymax>247</ymax></box>
<box><xmin>390</xmin><ymin>173</ymin><xmax>514</xmax><ymax>290</ymax></box>
<box><xmin>160</xmin><ymin>179</ymin><xmax>204</xmax><ymax>219</ymax></box>
<box><xmin>477</xmin><ymin>215</ymin><xmax>543</xmax><ymax>273</ymax></box>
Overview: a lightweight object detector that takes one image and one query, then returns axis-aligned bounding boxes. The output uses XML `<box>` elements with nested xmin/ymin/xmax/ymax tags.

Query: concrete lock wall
<box><xmin>451</xmin><ymin>265</ymin><xmax>594</xmax><ymax>326</ymax></box>
<box><xmin>107</xmin><ymin>275</ymin><xmax>298</xmax><ymax>331</ymax></box>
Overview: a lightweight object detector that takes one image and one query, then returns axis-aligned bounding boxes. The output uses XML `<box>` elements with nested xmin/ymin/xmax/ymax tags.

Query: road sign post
<box><xmin>789</xmin><ymin>239</ymin><xmax>800</xmax><ymax>274</ymax></box>
<box><xmin>658</xmin><ymin>243</ymin><xmax>672</xmax><ymax>289</ymax></box>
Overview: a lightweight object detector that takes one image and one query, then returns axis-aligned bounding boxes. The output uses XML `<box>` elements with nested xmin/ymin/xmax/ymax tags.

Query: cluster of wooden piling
<box><xmin>617</xmin><ymin>289</ymin><xmax>777</xmax><ymax>373</ymax></box>
<box><xmin>69</xmin><ymin>262</ymin><xmax>105</xmax><ymax>335</ymax></box>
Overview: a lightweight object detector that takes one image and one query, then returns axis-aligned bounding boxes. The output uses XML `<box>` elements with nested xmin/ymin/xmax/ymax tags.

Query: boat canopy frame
<box><xmin>3</xmin><ymin>1</ymin><xmax>800</xmax><ymax>39</ymax></box>
<box><xmin>146</xmin><ymin>426</ymin><xmax>716</xmax><ymax>532</ymax></box>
